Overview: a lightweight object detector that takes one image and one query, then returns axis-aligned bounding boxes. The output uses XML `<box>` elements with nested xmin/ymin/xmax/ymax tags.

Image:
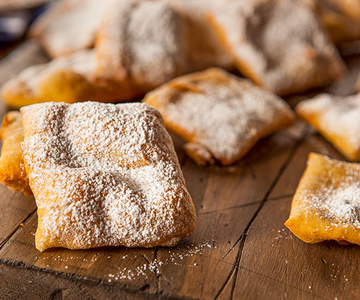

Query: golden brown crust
<box><xmin>206</xmin><ymin>13</ymin><xmax>264</xmax><ymax>88</ymax></box>
<box><xmin>285</xmin><ymin>153</ymin><xmax>360</xmax><ymax>245</ymax></box>
<box><xmin>208</xmin><ymin>0</ymin><xmax>346</xmax><ymax>96</ymax></box>
<box><xmin>143</xmin><ymin>68</ymin><xmax>295</xmax><ymax>166</ymax></box>
<box><xmin>296</xmin><ymin>93</ymin><xmax>360</xmax><ymax>161</ymax></box>
<box><xmin>0</xmin><ymin>112</ymin><xmax>31</xmax><ymax>195</ymax></box>
<box><xmin>167</xmin><ymin>0</ymin><xmax>234</xmax><ymax>72</ymax></box>
<box><xmin>21</xmin><ymin>102</ymin><xmax>196</xmax><ymax>251</ymax></box>
<box><xmin>0</xmin><ymin>50</ymin><xmax>141</xmax><ymax>109</ymax></box>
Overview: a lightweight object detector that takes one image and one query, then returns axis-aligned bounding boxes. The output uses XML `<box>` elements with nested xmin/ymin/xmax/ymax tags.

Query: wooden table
<box><xmin>1</xmin><ymin>40</ymin><xmax>360</xmax><ymax>300</ymax></box>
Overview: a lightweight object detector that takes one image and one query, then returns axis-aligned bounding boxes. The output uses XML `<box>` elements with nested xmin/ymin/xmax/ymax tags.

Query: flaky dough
<box><xmin>1</xmin><ymin>50</ymin><xmax>141</xmax><ymax>109</ymax></box>
<box><xmin>143</xmin><ymin>68</ymin><xmax>295</xmax><ymax>166</ymax></box>
<box><xmin>208</xmin><ymin>0</ymin><xmax>345</xmax><ymax>96</ymax></box>
<box><xmin>21</xmin><ymin>102</ymin><xmax>196</xmax><ymax>251</ymax></box>
<box><xmin>296</xmin><ymin>93</ymin><xmax>360</xmax><ymax>161</ymax></box>
<box><xmin>286</xmin><ymin>153</ymin><xmax>360</xmax><ymax>245</ymax></box>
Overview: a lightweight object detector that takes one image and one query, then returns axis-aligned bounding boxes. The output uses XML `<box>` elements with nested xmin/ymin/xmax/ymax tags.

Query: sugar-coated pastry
<box><xmin>21</xmin><ymin>102</ymin><xmax>196</xmax><ymax>251</ymax></box>
<box><xmin>95</xmin><ymin>0</ymin><xmax>187</xmax><ymax>92</ymax></box>
<box><xmin>285</xmin><ymin>153</ymin><xmax>360</xmax><ymax>245</ymax></box>
<box><xmin>208</xmin><ymin>0</ymin><xmax>345</xmax><ymax>96</ymax></box>
<box><xmin>166</xmin><ymin>0</ymin><xmax>234</xmax><ymax>72</ymax></box>
<box><xmin>29</xmin><ymin>0</ymin><xmax>114</xmax><ymax>58</ymax></box>
<box><xmin>0</xmin><ymin>112</ymin><xmax>31</xmax><ymax>195</ymax></box>
<box><xmin>0</xmin><ymin>50</ymin><xmax>140</xmax><ymax>109</ymax></box>
<box><xmin>143</xmin><ymin>68</ymin><xmax>295</xmax><ymax>166</ymax></box>
<box><xmin>296</xmin><ymin>93</ymin><xmax>360</xmax><ymax>161</ymax></box>
<box><xmin>304</xmin><ymin>0</ymin><xmax>360</xmax><ymax>44</ymax></box>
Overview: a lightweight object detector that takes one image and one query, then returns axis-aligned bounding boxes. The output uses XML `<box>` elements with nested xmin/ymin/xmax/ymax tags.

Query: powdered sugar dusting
<box><xmin>302</xmin><ymin>183</ymin><xmax>360</xmax><ymax>228</ymax></box>
<box><xmin>167</xmin><ymin>0</ymin><xmax>234</xmax><ymax>71</ymax></box>
<box><xmin>106</xmin><ymin>241</ymin><xmax>214</xmax><ymax>282</ymax></box>
<box><xmin>96</xmin><ymin>0</ymin><xmax>186</xmax><ymax>89</ymax></box>
<box><xmin>144</xmin><ymin>68</ymin><xmax>294</xmax><ymax>165</ymax></box>
<box><xmin>299</xmin><ymin>155</ymin><xmax>360</xmax><ymax>228</ymax></box>
<box><xmin>297</xmin><ymin>93</ymin><xmax>360</xmax><ymax>150</ymax></box>
<box><xmin>21</xmin><ymin>102</ymin><xmax>196</xmax><ymax>251</ymax></box>
<box><xmin>210</xmin><ymin>0</ymin><xmax>344</xmax><ymax>95</ymax></box>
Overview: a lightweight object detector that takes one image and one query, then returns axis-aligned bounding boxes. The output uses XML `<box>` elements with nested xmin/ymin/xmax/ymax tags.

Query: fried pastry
<box><xmin>0</xmin><ymin>112</ymin><xmax>31</xmax><ymax>195</ymax></box>
<box><xmin>95</xmin><ymin>0</ymin><xmax>187</xmax><ymax>92</ymax></box>
<box><xmin>29</xmin><ymin>0</ymin><xmax>114</xmax><ymax>58</ymax></box>
<box><xmin>167</xmin><ymin>0</ymin><xmax>234</xmax><ymax>72</ymax></box>
<box><xmin>285</xmin><ymin>153</ymin><xmax>360</xmax><ymax>245</ymax></box>
<box><xmin>1</xmin><ymin>50</ymin><xmax>140</xmax><ymax>109</ymax></box>
<box><xmin>21</xmin><ymin>101</ymin><xmax>196</xmax><ymax>251</ymax></box>
<box><xmin>143</xmin><ymin>68</ymin><xmax>295</xmax><ymax>166</ymax></box>
<box><xmin>208</xmin><ymin>0</ymin><xmax>345</xmax><ymax>96</ymax></box>
<box><xmin>296</xmin><ymin>93</ymin><xmax>360</xmax><ymax>161</ymax></box>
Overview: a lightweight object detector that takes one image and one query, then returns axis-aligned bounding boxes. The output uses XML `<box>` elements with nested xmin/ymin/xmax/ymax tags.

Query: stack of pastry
<box><xmin>2</xmin><ymin>0</ymin><xmax>360</xmax><ymax>251</ymax></box>
<box><xmin>0</xmin><ymin>0</ymin><xmax>348</xmax><ymax>108</ymax></box>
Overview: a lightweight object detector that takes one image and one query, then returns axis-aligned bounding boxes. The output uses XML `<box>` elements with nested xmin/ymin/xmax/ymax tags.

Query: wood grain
<box><xmin>0</xmin><ymin>39</ymin><xmax>360</xmax><ymax>299</ymax></box>
<box><xmin>0</xmin><ymin>186</ymin><xmax>35</xmax><ymax>247</ymax></box>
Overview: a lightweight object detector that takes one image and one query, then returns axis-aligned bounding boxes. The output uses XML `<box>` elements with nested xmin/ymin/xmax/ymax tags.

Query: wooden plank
<box><xmin>229</xmin><ymin>128</ymin><xmax>360</xmax><ymax>300</ymax></box>
<box><xmin>1</xmin><ymin>38</ymin><xmax>359</xmax><ymax>299</ymax></box>
<box><xmin>234</xmin><ymin>196</ymin><xmax>360</xmax><ymax>300</ymax></box>
<box><xmin>0</xmin><ymin>213</ymin><xmax>158</xmax><ymax>293</ymax></box>
<box><xmin>0</xmin><ymin>259</ymin><xmax>159</xmax><ymax>300</ymax></box>
<box><xmin>270</xmin><ymin>130</ymin><xmax>346</xmax><ymax>200</ymax></box>
<box><xmin>154</xmin><ymin>131</ymin><xmax>304</xmax><ymax>299</ymax></box>
<box><xmin>0</xmin><ymin>185</ymin><xmax>36</xmax><ymax>247</ymax></box>
<box><xmin>0</xmin><ymin>129</ymin><xmax>301</xmax><ymax>298</ymax></box>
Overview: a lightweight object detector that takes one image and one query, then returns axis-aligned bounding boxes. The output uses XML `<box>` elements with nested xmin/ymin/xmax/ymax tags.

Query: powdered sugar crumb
<box><xmin>106</xmin><ymin>241</ymin><xmax>214</xmax><ymax>281</ymax></box>
<box><xmin>299</xmin><ymin>155</ymin><xmax>360</xmax><ymax>228</ymax></box>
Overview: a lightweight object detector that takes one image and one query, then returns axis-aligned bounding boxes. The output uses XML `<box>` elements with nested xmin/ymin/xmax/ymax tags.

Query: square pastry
<box><xmin>208</xmin><ymin>0</ymin><xmax>345</xmax><ymax>95</ymax></box>
<box><xmin>296</xmin><ymin>93</ymin><xmax>360</xmax><ymax>161</ymax></box>
<box><xmin>285</xmin><ymin>153</ymin><xmax>360</xmax><ymax>245</ymax></box>
<box><xmin>95</xmin><ymin>0</ymin><xmax>187</xmax><ymax>91</ymax></box>
<box><xmin>143</xmin><ymin>68</ymin><xmax>295</xmax><ymax>166</ymax></box>
<box><xmin>21</xmin><ymin>102</ymin><xmax>196</xmax><ymax>251</ymax></box>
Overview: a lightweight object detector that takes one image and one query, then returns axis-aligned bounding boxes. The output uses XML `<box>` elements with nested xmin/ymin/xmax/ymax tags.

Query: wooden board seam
<box><xmin>0</xmin><ymin>257</ymin><xmax>182</xmax><ymax>300</ymax></box>
<box><xmin>0</xmin><ymin>208</ymin><xmax>36</xmax><ymax>250</ymax></box>
<box><xmin>239</xmin><ymin>266</ymin><xmax>326</xmax><ymax>300</ymax></box>
<box><xmin>214</xmin><ymin>127</ymin><xmax>309</xmax><ymax>299</ymax></box>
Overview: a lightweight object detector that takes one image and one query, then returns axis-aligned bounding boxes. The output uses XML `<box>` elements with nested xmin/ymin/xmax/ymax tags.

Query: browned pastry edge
<box><xmin>0</xmin><ymin>112</ymin><xmax>32</xmax><ymax>195</ymax></box>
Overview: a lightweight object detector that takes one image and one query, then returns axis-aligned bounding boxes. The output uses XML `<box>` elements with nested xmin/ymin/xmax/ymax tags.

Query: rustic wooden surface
<box><xmin>0</xmin><ymin>40</ymin><xmax>360</xmax><ymax>300</ymax></box>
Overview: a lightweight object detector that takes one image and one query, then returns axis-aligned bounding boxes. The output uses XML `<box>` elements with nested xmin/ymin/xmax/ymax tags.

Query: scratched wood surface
<box><xmin>0</xmin><ymin>40</ymin><xmax>360</xmax><ymax>300</ymax></box>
